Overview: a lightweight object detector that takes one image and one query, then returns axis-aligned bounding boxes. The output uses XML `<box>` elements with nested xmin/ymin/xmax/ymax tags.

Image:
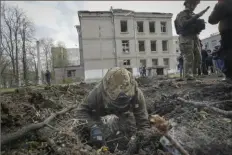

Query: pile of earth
<box><xmin>1</xmin><ymin>77</ymin><xmax>232</xmax><ymax>155</ymax></box>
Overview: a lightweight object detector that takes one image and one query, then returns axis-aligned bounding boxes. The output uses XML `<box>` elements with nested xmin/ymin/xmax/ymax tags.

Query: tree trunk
<box><xmin>22</xmin><ymin>28</ymin><xmax>27</xmax><ymax>85</ymax></box>
<box><xmin>45</xmin><ymin>50</ymin><xmax>48</xmax><ymax>70</ymax></box>
<box><xmin>15</xmin><ymin>33</ymin><xmax>19</xmax><ymax>87</ymax></box>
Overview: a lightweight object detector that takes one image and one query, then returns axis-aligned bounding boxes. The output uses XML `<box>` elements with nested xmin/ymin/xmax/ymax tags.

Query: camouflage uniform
<box><xmin>77</xmin><ymin>67</ymin><xmax>150</xmax><ymax>142</ymax></box>
<box><xmin>176</xmin><ymin>9</ymin><xmax>202</xmax><ymax>78</ymax></box>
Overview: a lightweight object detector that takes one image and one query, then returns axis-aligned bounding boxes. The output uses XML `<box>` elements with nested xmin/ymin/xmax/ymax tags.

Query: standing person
<box><xmin>142</xmin><ymin>66</ymin><xmax>146</xmax><ymax>77</ymax></box>
<box><xmin>201</xmin><ymin>43</ymin><xmax>209</xmax><ymax>75</ymax></box>
<box><xmin>175</xmin><ymin>0</ymin><xmax>210</xmax><ymax>80</ymax></box>
<box><xmin>212</xmin><ymin>44</ymin><xmax>225</xmax><ymax>78</ymax></box>
<box><xmin>208</xmin><ymin>0</ymin><xmax>232</xmax><ymax>82</ymax></box>
<box><xmin>45</xmin><ymin>70</ymin><xmax>51</xmax><ymax>86</ymax></box>
<box><xmin>177</xmin><ymin>54</ymin><xmax>184</xmax><ymax>78</ymax></box>
<box><xmin>205</xmin><ymin>50</ymin><xmax>214</xmax><ymax>74</ymax></box>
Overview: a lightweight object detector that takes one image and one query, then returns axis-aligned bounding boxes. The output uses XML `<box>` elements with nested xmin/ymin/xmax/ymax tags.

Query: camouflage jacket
<box><xmin>208</xmin><ymin>0</ymin><xmax>232</xmax><ymax>33</ymax></box>
<box><xmin>175</xmin><ymin>9</ymin><xmax>200</xmax><ymax>36</ymax></box>
<box><xmin>77</xmin><ymin>82</ymin><xmax>150</xmax><ymax>130</ymax></box>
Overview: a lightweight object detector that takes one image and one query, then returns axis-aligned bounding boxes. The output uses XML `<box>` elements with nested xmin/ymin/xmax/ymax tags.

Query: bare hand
<box><xmin>198</xmin><ymin>6</ymin><xmax>210</xmax><ymax>17</ymax></box>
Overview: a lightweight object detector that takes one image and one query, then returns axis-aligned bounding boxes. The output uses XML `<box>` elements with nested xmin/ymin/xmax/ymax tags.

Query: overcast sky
<box><xmin>6</xmin><ymin>1</ymin><xmax>219</xmax><ymax>48</ymax></box>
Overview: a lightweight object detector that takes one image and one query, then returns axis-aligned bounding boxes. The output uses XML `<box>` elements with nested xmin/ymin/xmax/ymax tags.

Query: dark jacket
<box><xmin>77</xmin><ymin>82</ymin><xmax>150</xmax><ymax>130</ymax></box>
<box><xmin>201</xmin><ymin>49</ymin><xmax>208</xmax><ymax>61</ymax></box>
<box><xmin>45</xmin><ymin>71</ymin><xmax>51</xmax><ymax>79</ymax></box>
<box><xmin>178</xmin><ymin>56</ymin><xmax>184</xmax><ymax>66</ymax></box>
<box><xmin>208</xmin><ymin>0</ymin><xmax>232</xmax><ymax>33</ymax></box>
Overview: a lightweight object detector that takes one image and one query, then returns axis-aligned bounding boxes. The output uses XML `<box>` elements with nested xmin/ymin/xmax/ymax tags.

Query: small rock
<box><xmin>84</xmin><ymin>145</ymin><xmax>92</xmax><ymax>151</ymax></box>
<box><xmin>193</xmin><ymin>108</ymin><xmax>198</xmax><ymax>113</ymax></box>
<box><xmin>138</xmin><ymin>149</ymin><xmax>146</xmax><ymax>155</ymax></box>
<box><xmin>80</xmin><ymin>148</ymin><xmax>88</xmax><ymax>155</ymax></box>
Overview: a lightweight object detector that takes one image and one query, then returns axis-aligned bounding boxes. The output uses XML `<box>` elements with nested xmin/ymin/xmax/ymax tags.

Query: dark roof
<box><xmin>78</xmin><ymin>9</ymin><xmax>172</xmax><ymax>16</ymax></box>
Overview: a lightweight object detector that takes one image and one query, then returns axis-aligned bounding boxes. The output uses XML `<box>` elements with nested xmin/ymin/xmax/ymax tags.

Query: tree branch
<box><xmin>177</xmin><ymin>97</ymin><xmax>232</xmax><ymax>118</ymax></box>
<box><xmin>1</xmin><ymin>104</ymin><xmax>78</xmax><ymax>146</ymax></box>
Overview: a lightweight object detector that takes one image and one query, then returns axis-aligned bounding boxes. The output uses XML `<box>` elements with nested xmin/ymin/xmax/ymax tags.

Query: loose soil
<box><xmin>1</xmin><ymin>77</ymin><xmax>232</xmax><ymax>155</ymax></box>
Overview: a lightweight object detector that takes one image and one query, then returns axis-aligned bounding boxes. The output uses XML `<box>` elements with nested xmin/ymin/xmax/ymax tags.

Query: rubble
<box><xmin>1</xmin><ymin>77</ymin><xmax>232</xmax><ymax>155</ymax></box>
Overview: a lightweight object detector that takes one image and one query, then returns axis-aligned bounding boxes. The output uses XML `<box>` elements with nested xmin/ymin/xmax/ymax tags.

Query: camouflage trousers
<box><xmin>179</xmin><ymin>36</ymin><xmax>201</xmax><ymax>78</ymax></box>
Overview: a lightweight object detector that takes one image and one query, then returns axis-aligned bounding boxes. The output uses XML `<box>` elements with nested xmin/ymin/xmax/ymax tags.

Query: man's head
<box><xmin>102</xmin><ymin>67</ymin><xmax>136</xmax><ymax>109</ymax></box>
<box><xmin>184</xmin><ymin>0</ymin><xmax>200</xmax><ymax>11</ymax></box>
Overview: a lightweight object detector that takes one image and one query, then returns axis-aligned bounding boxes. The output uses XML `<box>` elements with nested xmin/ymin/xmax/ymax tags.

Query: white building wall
<box><xmin>67</xmin><ymin>48</ymin><xmax>80</xmax><ymax>66</ymax></box>
<box><xmin>201</xmin><ymin>33</ymin><xmax>221</xmax><ymax>51</ymax></box>
<box><xmin>79</xmin><ymin>10</ymin><xmax>178</xmax><ymax>80</ymax></box>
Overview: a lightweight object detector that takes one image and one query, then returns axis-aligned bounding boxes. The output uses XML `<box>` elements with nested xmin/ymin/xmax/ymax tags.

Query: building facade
<box><xmin>77</xmin><ymin>9</ymin><xmax>177</xmax><ymax>80</ymax></box>
<box><xmin>201</xmin><ymin>33</ymin><xmax>221</xmax><ymax>51</ymax></box>
<box><xmin>67</xmin><ymin>48</ymin><xmax>80</xmax><ymax>66</ymax></box>
<box><xmin>51</xmin><ymin>47</ymin><xmax>84</xmax><ymax>84</ymax></box>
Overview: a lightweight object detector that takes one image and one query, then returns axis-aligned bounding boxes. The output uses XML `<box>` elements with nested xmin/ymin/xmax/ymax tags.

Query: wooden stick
<box><xmin>1</xmin><ymin>105</ymin><xmax>78</xmax><ymax>146</ymax></box>
<box><xmin>164</xmin><ymin>134</ymin><xmax>190</xmax><ymax>155</ymax></box>
<box><xmin>177</xmin><ymin>97</ymin><xmax>232</xmax><ymax>118</ymax></box>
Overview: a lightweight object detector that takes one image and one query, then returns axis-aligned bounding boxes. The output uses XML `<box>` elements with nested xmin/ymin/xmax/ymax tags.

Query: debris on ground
<box><xmin>1</xmin><ymin>77</ymin><xmax>232</xmax><ymax>155</ymax></box>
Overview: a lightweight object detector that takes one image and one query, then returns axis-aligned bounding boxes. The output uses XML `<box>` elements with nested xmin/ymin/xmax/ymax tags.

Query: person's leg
<box><xmin>193</xmin><ymin>39</ymin><xmax>202</xmax><ymax>77</ymax></box>
<box><xmin>180</xmin><ymin>66</ymin><xmax>183</xmax><ymax>78</ymax></box>
<box><xmin>204</xmin><ymin>62</ymin><xmax>208</xmax><ymax>75</ymax></box>
<box><xmin>179</xmin><ymin>40</ymin><xmax>194</xmax><ymax>79</ymax></box>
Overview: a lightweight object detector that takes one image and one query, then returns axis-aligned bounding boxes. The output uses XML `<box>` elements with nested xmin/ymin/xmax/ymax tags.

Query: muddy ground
<box><xmin>1</xmin><ymin>77</ymin><xmax>232</xmax><ymax>155</ymax></box>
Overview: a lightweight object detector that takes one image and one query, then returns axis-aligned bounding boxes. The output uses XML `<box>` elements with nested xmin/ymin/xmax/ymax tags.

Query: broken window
<box><xmin>152</xmin><ymin>59</ymin><xmax>158</xmax><ymax>66</ymax></box>
<box><xmin>67</xmin><ymin>70</ymin><xmax>76</xmax><ymax>77</ymax></box>
<box><xmin>123</xmin><ymin>59</ymin><xmax>131</xmax><ymax>66</ymax></box>
<box><xmin>162</xmin><ymin>40</ymin><xmax>168</xmax><ymax>51</ymax></box>
<box><xmin>137</xmin><ymin>21</ymin><xmax>144</xmax><ymax>32</ymax></box>
<box><xmin>163</xmin><ymin>58</ymin><xmax>169</xmax><ymax>68</ymax></box>
<box><xmin>140</xmin><ymin>59</ymin><xmax>146</xmax><ymax>67</ymax></box>
<box><xmin>122</xmin><ymin>40</ymin><xmax>130</xmax><ymax>53</ymax></box>
<box><xmin>161</xmin><ymin>22</ymin><xmax>167</xmax><ymax>33</ymax></box>
<box><xmin>120</xmin><ymin>20</ymin><xmax>128</xmax><ymax>32</ymax></box>
<box><xmin>138</xmin><ymin>41</ymin><xmax>145</xmax><ymax>52</ymax></box>
<box><xmin>149</xmin><ymin>21</ymin><xmax>155</xmax><ymax>33</ymax></box>
<box><xmin>150</xmin><ymin>40</ymin><xmax>157</xmax><ymax>51</ymax></box>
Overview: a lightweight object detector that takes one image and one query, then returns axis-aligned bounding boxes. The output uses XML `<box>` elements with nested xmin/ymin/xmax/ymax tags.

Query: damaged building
<box><xmin>76</xmin><ymin>8</ymin><xmax>178</xmax><ymax>81</ymax></box>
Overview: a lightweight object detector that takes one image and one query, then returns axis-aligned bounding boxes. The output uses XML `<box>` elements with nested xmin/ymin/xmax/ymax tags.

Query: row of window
<box><xmin>122</xmin><ymin>58</ymin><xmax>170</xmax><ymax>67</ymax></box>
<box><xmin>120</xmin><ymin>20</ymin><xmax>167</xmax><ymax>33</ymax></box>
<box><xmin>122</xmin><ymin>40</ymin><xmax>168</xmax><ymax>53</ymax></box>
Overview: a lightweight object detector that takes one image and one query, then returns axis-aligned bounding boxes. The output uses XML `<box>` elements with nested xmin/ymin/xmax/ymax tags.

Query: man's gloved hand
<box><xmin>90</xmin><ymin>124</ymin><xmax>104</xmax><ymax>147</ymax></box>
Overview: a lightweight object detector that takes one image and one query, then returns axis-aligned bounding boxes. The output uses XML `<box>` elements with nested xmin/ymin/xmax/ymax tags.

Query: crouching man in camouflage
<box><xmin>175</xmin><ymin>0</ymin><xmax>210</xmax><ymax>80</ymax></box>
<box><xmin>76</xmin><ymin>67</ymin><xmax>161</xmax><ymax>153</ymax></box>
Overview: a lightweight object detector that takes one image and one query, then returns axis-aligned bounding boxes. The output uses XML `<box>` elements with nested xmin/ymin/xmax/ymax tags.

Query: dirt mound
<box><xmin>1</xmin><ymin>78</ymin><xmax>232</xmax><ymax>155</ymax></box>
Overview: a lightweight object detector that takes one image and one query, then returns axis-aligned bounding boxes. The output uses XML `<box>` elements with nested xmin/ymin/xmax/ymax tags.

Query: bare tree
<box><xmin>1</xmin><ymin>3</ymin><xmax>35</xmax><ymax>87</ymax></box>
<box><xmin>27</xmin><ymin>43</ymin><xmax>38</xmax><ymax>84</ymax></box>
<box><xmin>40</xmin><ymin>38</ymin><xmax>54</xmax><ymax>70</ymax></box>
<box><xmin>20</xmin><ymin>16</ymin><xmax>35</xmax><ymax>85</ymax></box>
<box><xmin>56</xmin><ymin>41</ymin><xmax>66</xmax><ymax>48</ymax></box>
<box><xmin>1</xmin><ymin>3</ymin><xmax>24</xmax><ymax>86</ymax></box>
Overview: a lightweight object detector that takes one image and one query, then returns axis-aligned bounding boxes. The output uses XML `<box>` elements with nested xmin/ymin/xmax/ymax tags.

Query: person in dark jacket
<box><xmin>212</xmin><ymin>44</ymin><xmax>225</xmax><ymax>78</ymax></box>
<box><xmin>177</xmin><ymin>54</ymin><xmax>184</xmax><ymax>78</ymax></box>
<box><xmin>45</xmin><ymin>70</ymin><xmax>51</xmax><ymax>86</ymax></box>
<box><xmin>208</xmin><ymin>0</ymin><xmax>232</xmax><ymax>81</ymax></box>
<box><xmin>201</xmin><ymin>45</ymin><xmax>209</xmax><ymax>75</ymax></box>
<box><xmin>205</xmin><ymin>50</ymin><xmax>214</xmax><ymax>74</ymax></box>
